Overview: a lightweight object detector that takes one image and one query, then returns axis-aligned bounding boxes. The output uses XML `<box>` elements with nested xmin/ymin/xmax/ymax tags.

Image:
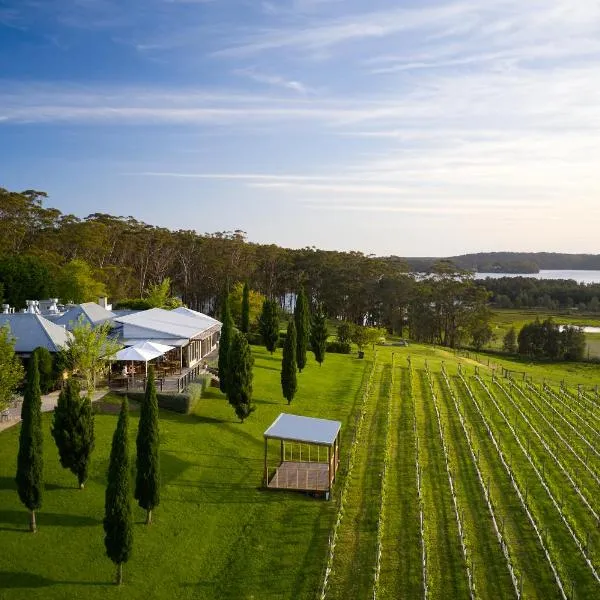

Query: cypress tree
<box><xmin>51</xmin><ymin>378</ymin><xmax>95</xmax><ymax>489</ymax></box>
<box><xmin>15</xmin><ymin>353</ymin><xmax>44</xmax><ymax>532</ymax></box>
<box><xmin>281</xmin><ymin>320</ymin><xmax>297</xmax><ymax>405</ymax></box>
<box><xmin>310</xmin><ymin>308</ymin><xmax>328</xmax><ymax>367</ymax></box>
<box><xmin>241</xmin><ymin>282</ymin><xmax>250</xmax><ymax>334</ymax></box>
<box><xmin>104</xmin><ymin>398</ymin><xmax>133</xmax><ymax>586</ymax></box>
<box><xmin>218</xmin><ymin>295</ymin><xmax>234</xmax><ymax>394</ymax></box>
<box><xmin>227</xmin><ymin>331</ymin><xmax>255</xmax><ymax>423</ymax></box>
<box><xmin>32</xmin><ymin>346</ymin><xmax>55</xmax><ymax>394</ymax></box>
<box><xmin>294</xmin><ymin>287</ymin><xmax>310</xmax><ymax>372</ymax></box>
<box><xmin>135</xmin><ymin>366</ymin><xmax>160</xmax><ymax>525</ymax></box>
<box><xmin>259</xmin><ymin>299</ymin><xmax>279</xmax><ymax>355</ymax></box>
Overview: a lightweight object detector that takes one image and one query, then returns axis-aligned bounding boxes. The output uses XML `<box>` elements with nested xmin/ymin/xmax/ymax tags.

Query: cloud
<box><xmin>233</xmin><ymin>68</ymin><xmax>313</xmax><ymax>95</ymax></box>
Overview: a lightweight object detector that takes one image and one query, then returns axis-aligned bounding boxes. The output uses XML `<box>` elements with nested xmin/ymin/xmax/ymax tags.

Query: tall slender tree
<box><xmin>51</xmin><ymin>378</ymin><xmax>95</xmax><ymax>489</ymax></box>
<box><xmin>104</xmin><ymin>398</ymin><xmax>133</xmax><ymax>586</ymax></box>
<box><xmin>259</xmin><ymin>299</ymin><xmax>279</xmax><ymax>355</ymax></box>
<box><xmin>218</xmin><ymin>295</ymin><xmax>234</xmax><ymax>394</ymax></box>
<box><xmin>310</xmin><ymin>308</ymin><xmax>328</xmax><ymax>367</ymax></box>
<box><xmin>294</xmin><ymin>287</ymin><xmax>310</xmax><ymax>372</ymax></box>
<box><xmin>227</xmin><ymin>331</ymin><xmax>255</xmax><ymax>422</ymax></box>
<box><xmin>135</xmin><ymin>366</ymin><xmax>160</xmax><ymax>525</ymax></box>
<box><xmin>15</xmin><ymin>353</ymin><xmax>44</xmax><ymax>532</ymax></box>
<box><xmin>281</xmin><ymin>320</ymin><xmax>298</xmax><ymax>405</ymax></box>
<box><xmin>241</xmin><ymin>282</ymin><xmax>250</xmax><ymax>334</ymax></box>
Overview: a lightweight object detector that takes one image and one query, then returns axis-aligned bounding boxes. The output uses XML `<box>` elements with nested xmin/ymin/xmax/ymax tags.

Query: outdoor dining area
<box><xmin>108</xmin><ymin>340</ymin><xmax>195</xmax><ymax>392</ymax></box>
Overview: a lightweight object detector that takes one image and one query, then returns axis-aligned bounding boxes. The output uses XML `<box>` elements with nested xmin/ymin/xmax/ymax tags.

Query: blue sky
<box><xmin>2</xmin><ymin>0</ymin><xmax>600</xmax><ymax>256</ymax></box>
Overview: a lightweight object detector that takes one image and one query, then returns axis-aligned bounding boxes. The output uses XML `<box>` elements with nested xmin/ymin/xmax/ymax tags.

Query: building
<box><xmin>50</xmin><ymin>302</ymin><xmax>116</xmax><ymax>330</ymax></box>
<box><xmin>0</xmin><ymin>312</ymin><xmax>72</xmax><ymax>357</ymax></box>
<box><xmin>113</xmin><ymin>307</ymin><xmax>221</xmax><ymax>368</ymax></box>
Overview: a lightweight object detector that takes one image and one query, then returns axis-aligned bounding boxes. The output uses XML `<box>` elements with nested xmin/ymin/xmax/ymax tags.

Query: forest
<box><xmin>1</xmin><ymin>186</ymin><xmax>598</xmax><ymax>354</ymax></box>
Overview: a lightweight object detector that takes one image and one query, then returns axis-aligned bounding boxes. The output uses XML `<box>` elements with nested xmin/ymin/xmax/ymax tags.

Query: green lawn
<box><xmin>0</xmin><ymin>346</ymin><xmax>367</xmax><ymax>600</ymax></box>
<box><xmin>2</xmin><ymin>342</ymin><xmax>599</xmax><ymax>600</ymax></box>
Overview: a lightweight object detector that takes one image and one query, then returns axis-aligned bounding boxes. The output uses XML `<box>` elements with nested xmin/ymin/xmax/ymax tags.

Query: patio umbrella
<box><xmin>115</xmin><ymin>341</ymin><xmax>173</xmax><ymax>376</ymax></box>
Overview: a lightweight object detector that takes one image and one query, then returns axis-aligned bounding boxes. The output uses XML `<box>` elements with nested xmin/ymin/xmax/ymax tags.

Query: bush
<box><xmin>114</xmin><ymin>391</ymin><xmax>192</xmax><ymax>414</ymax></box>
<box><xmin>246</xmin><ymin>332</ymin><xmax>263</xmax><ymax>346</ymax></box>
<box><xmin>326</xmin><ymin>341</ymin><xmax>352</xmax><ymax>354</ymax></box>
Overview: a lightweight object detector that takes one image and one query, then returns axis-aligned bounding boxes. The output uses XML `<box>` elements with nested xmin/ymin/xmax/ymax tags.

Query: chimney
<box><xmin>48</xmin><ymin>298</ymin><xmax>59</xmax><ymax>314</ymax></box>
<box><xmin>98</xmin><ymin>297</ymin><xmax>112</xmax><ymax>311</ymax></box>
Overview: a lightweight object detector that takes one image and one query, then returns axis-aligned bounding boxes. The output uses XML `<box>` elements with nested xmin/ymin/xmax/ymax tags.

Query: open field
<box><xmin>0</xmin><ymin>347</ymin><xmax>368</xmax><ymax>600</ymax></box>
<box><xmin>1</xmin><ymin>343</ymin><xmax>600</xmax><ymax>599</ymax></box>
<box><xmin>489</xmin><ymin>309</ymin><xmax>600</xmax><ymax>358</ymax></box>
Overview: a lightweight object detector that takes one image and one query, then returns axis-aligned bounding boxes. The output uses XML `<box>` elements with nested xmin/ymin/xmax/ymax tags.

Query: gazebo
<box><xmin>263</xmin><ymin>413</ymin><xmax>341</xmax><ymax>498</ymax></box>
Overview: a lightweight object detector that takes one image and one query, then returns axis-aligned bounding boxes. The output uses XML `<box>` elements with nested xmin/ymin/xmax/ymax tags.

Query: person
<box><xmin>122</xmin><ymin>364</ymin><xmax>129</xmax><ymax>377</ymax></box>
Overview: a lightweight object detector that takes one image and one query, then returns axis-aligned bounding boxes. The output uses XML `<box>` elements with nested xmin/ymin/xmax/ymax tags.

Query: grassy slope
<box><xmin>0</xmin><ymin>346</ymin><xmax>367</xmax><ymax>600</ymax></box>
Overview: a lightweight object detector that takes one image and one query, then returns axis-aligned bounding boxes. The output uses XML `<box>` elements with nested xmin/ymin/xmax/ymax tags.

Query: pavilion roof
<box><xmin>264</xmin><ymin>413</ymin><xmax>341</xmax><ymax>446</ymax></box>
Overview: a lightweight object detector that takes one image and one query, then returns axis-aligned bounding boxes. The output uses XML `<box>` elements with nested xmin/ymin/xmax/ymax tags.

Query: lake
<box><xmin>475</xmin><ymin>270</ymin><xmax>600</xmax><ymax>284</ymax></box>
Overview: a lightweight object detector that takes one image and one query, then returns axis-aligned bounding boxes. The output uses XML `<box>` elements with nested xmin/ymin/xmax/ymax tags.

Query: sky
<box><xmin>1</xmin><ymin>0</ymin><xmax>600</xmax><ymax>257</ymax></box>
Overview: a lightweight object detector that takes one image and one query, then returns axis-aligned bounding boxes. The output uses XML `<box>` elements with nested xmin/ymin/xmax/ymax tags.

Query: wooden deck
<box><xmin>267</xmin><ymin>461</ymin><xmax>331</xmax><ymax>492</ymax></box>
<box><xmin>108</xmin><ymin>363</ymin><xmax>213</xmax><ymax>394</ymax></box>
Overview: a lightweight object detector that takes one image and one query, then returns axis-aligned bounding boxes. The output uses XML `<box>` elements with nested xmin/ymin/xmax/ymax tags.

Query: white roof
<box><xmin>172</xmin><ymin>306</ymin><xmax>221</xmax><ymax>327</ymax></box>
<box><xmin>264</xmin><ymin>413</ymin><xmax>341</xmax><ymax>445</ymax></box>
<box><xmin>0</xmin><ymin>313</ymin><xmax>72</xmax><ymax>354</ymax></box>
<box><xmin>114</xmin><ymin>307</ymin><xmax>220</xmax><ymax>340</ymax></box>
<box><xmin>122</xmin><ymin>337</ymin><xmax>188</xmax><ymax>348</ymax></box>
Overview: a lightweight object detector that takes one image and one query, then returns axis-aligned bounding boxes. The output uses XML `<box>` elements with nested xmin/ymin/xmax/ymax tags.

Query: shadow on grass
<box><xmin>0</xmin><ymin>571</ymin><xmax>108</xmax><ymax>589</ymax></box>
<box><xmin>0</xmin><ymin>476</ymin><xmax>15</xmax><ymax>491</ymax></box>
<box><xmin>254</xmin><ymin>364</ymin><xmax>280</xmax><ymax>372</ymax></box>
<box><xmin>0</xmin><ymin>510</ymin><xmax>100</xmax><ymax>531</ymax></box>
<box><xmin>162</xmin><ymin>413</ymin><xmax>228</xmax><ymax>425</ymax></box>
<box><xmin>45</xmin><ymin>482</ymin><xmax>75</xmax><ymax>491</ymax></box>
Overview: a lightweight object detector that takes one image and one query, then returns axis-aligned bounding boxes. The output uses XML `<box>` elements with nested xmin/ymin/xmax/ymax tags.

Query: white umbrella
<box><xmin>133</xmin><ymin>341</ymin><xmax>174</xmax><ymax>355</ymax></box>
<box><xmin>115</xmin><ymin>341</ymin><xmax>174</xmax><ymax>377</ymax></box>
<box><xmin>115</xmin><ymin>346</ymin><xmax>159</xmax><ymax>362</ymax></box>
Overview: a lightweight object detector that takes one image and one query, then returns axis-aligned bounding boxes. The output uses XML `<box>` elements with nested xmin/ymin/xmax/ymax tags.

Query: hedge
<box><xmin>114</xmin><ymin>391</ymin><xmax>192</xmax><ymax>414</ymax></box>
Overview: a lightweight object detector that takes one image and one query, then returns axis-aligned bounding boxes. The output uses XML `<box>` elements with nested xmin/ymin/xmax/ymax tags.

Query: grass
<box><xmin>2</xmin><ymin>341</ymin><xmax>600</xmax><ymax>599</ymax></box>
<box><xmin>0</xmin><ymin>346</ymin><xmax>367</xmax><ymax>600</ymax></box>
<box><xmin>489</xmin><ymin>308</ymin><xmax>600</xmax><ymax>358</ymax></box>
<box><xmin>326</xmin><ymin>357</ymin><xmax>389</xmax><ymax>599</ymax></box>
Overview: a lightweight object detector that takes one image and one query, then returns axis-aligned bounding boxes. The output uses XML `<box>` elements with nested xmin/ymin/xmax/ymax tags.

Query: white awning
<box><xmin>264</xmin><ymin>413</ymin><xmax>341</xmax><ymax>445</ymax></box>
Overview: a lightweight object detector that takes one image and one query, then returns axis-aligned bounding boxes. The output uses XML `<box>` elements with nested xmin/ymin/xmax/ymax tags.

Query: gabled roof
<box><xmin>0</xmin><ymin>313</ymin><xmax>72</xmax><ymax>354</ymax></box>
<box><xmin>114</xmin><ymin>307</ymin><xmax>220</xmax><ymax>340</ymax></box>
<box><xmin>264</xmin><ymin>413</ymin><xmax>341</xmax><ymax>445</ymax></box>
<box><xmin>52</xmin><ymin>302</ymin><xmax>116</xmax><ymax>329</ymax></box>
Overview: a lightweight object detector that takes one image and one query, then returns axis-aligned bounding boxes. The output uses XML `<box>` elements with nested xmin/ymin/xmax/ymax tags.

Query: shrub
<box><xmin>326</xmin><ymin>341</ymin><xmax>352</xmax><ymax>354</ymax></box>
<box><xmin>114</xmin><ymin>391</ymin><xmax>192</xmax><ymax>414</ymax></box>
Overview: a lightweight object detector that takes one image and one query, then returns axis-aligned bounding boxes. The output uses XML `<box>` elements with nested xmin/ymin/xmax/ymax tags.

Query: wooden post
<box><xmin>263</xmin><ymin>437</ymin><xmax>268</xmax><ymax>486</ymax></box>
<box><xmin>280</xmin><ymin>440</ymin><xmax>284</xmax><ymax>464</ymax></box>
<box><xmin>328</xmin><ymin>445</ymin><xmax>332</xmax><ymax>489</ymax></box>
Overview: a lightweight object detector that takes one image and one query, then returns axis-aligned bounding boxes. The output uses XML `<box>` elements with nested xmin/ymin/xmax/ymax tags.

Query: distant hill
<box><xmin>399</xmin><ymin>252</ymin><xmax>600</xmax><ymax>274</ymax></box>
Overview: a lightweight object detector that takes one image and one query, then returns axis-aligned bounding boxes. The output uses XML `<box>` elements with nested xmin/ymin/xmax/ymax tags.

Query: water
<box><xmin>475</xmin><ymin>270</ymin><xmax>600</xmax><ymax>284</ymax></box>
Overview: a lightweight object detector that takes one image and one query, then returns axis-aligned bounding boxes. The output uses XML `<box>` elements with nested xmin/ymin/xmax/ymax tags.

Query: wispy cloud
<box><xmin>233</xmin><ymin>68</ymin><xmax>313</xmax><ymax>95</ymax></box>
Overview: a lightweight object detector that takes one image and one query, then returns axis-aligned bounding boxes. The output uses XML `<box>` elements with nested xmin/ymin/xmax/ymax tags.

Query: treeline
<box><xmin>484</xmin><ymin>277</ymin><xmax>600</xmax><ymax>311</ymax></box>
<box><xmin>516</xmin><ymin>320</ymin><xmax>586</xmax><ymax>361</ymax></box>
<box><xmin>0</xmin><ymin>187</ymin><xmax>493</xmax><ymax>349</ymax></box>
<box><xmin>405</xmin><ymin>252</ymin><xmax>600</xmax><ymax>274</ymax></box>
